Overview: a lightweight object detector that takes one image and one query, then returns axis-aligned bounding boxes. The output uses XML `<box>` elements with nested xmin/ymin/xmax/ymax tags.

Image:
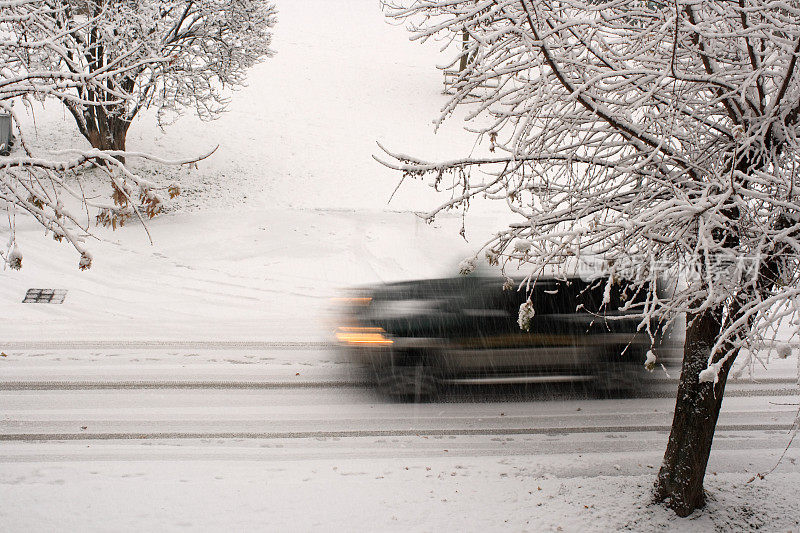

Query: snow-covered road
<box><xmin>2</xmin><ymin>352</ymin><xmax>798</xmax><ymax>531</ymax></box>
<box><xmin>3</xmin><ymin>378</ymin><xmax>795</xmax><ymax>452</ymax></box>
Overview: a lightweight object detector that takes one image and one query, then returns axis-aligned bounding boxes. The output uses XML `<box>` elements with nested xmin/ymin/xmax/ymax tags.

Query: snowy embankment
<box><xmin>0</xmin><ymin>0</ymin><xmax>504</xmax><ymax>345</ymax></box>
<box><xmin>0</xmin><ymin>207</ymin><xmax>490</xmax><ymax>343</ymax></box>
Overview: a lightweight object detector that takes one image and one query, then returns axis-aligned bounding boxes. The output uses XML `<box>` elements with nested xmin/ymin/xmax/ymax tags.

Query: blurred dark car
<box><xmin>335</xmin><ymin>273</ymin><xmax>681</xmax><ymax>399</ymax></box>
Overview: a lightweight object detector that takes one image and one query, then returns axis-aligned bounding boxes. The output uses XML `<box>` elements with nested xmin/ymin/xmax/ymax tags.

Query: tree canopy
<box><xmin>7</xmin><ymin>0</ymin><xmax>277</xmax><ymax>151</ymax></box>
<box><xmin>1</xmin><ymin>0</ymin><xmax>211</xmax><ymax>269</ymax></box>
<box><xmin>380</xmin><ymin>0</ymin><xmax>800</xmax><ymax>516</ymax></box>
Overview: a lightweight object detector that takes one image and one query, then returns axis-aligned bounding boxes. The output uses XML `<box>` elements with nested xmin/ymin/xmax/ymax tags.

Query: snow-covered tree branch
<box><xmin>5</xmin><ymin>0</ymin><xmax>277</xmax><ymax>153</ymax></box>
<box><xmin>1</xmin><ymin>1</ymin><xmax>215</xmax><ymax>269</ymax></box>
<box><xmin>381</xmin><ymin>0</ymin><xmax>800</xmax><ymax>517</ymax></box>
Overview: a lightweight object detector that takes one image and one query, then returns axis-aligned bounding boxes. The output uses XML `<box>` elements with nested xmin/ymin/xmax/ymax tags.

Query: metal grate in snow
<box><xmin>23</xmin><ymin>289</ymin><xmax>67</xmax><ymax>304</ymax></box>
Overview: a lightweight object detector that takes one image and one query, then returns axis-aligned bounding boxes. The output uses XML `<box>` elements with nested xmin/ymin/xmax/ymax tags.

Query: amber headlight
<box><xmin>335</xmin><ymin>326</ymin><xmax>393</xmax><ymax>346</ymax></box>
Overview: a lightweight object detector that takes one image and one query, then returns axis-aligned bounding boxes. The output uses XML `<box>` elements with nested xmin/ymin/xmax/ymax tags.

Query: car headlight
<box><xmin>335</xmin><ymin>326</ymin><xmax>393</xmax><ymax>346</ymax></box>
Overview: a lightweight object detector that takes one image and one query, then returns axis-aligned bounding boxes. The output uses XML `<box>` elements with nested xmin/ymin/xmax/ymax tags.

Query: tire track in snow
<box><xmin>0</xmin><ymin>424</ymin><xmax>793</xmax><ymax>442</ymax></box>
<box><xmin>1</xmin><ymin>340</ymin><xmax>331</xmax><ymax>350</ymax></box>
<box><xmin>1</xmin><ymin>380</ymin><xmax>795</xmax><ymax>395</ymax></box>
<box><xmin>0</xmin><ymin>380</ymin><xmax>364</xmax><ymax>390</ymax></box>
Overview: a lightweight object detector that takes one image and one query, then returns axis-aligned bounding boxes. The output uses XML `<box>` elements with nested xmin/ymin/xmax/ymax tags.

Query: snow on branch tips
<box><xmin>0</xmin><ymin>0</ymin><xmax>220</xmax><ymax>269</ymax></box>
<box><xmin>380</xmin><ymin>0</ymin><xmax>800</xmax><ymax>516</ymax></box>
<box><xmin>0</xmin><ymin>137</ymin><xmax>216</xmax><ymax>270</ymax></box>
<box><xmin>380</xmin><ymin>0</ymin><xmax>800</xmax><ymax>372</ymax></box>
<box><xmin>2</xmin><ymin>0</ymin><xmax>277</xmax><ymax>153</ymax></box>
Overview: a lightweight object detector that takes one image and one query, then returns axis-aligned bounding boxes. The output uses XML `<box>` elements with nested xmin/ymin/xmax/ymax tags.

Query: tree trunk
<box><xmin>460</xmin><ymin>29</ymin><xmax>469</xmax><ymax>71</ymax></box>
<box><xmin>653</xmin><ymin>306</ymin><xmax>736</xmax><ymax>517</ymax></box>
<box><xmin>81</xmin><ymin>109</ymin><xmax>131</xmax><ymax>164</ymax></box>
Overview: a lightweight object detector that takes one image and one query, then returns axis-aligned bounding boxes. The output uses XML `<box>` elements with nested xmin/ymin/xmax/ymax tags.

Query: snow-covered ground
<box><xmin>0</xmin><ymin>207</ymin><xmax>492</xmax><ymax>342</ymax></box>
<box><xmin>1</xmin><ymin>0</ymin><xmax>798</xmax><ymax>530</ymax></box>
<box><xmin>1</xmin><ymin>0</ymin><xmax>507</xmax><ymax>343</ymax></box>
<box><xmin>2</xmin><ymin>455</ymin><xmax>798</xmax><ymax>532</ymax></box>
